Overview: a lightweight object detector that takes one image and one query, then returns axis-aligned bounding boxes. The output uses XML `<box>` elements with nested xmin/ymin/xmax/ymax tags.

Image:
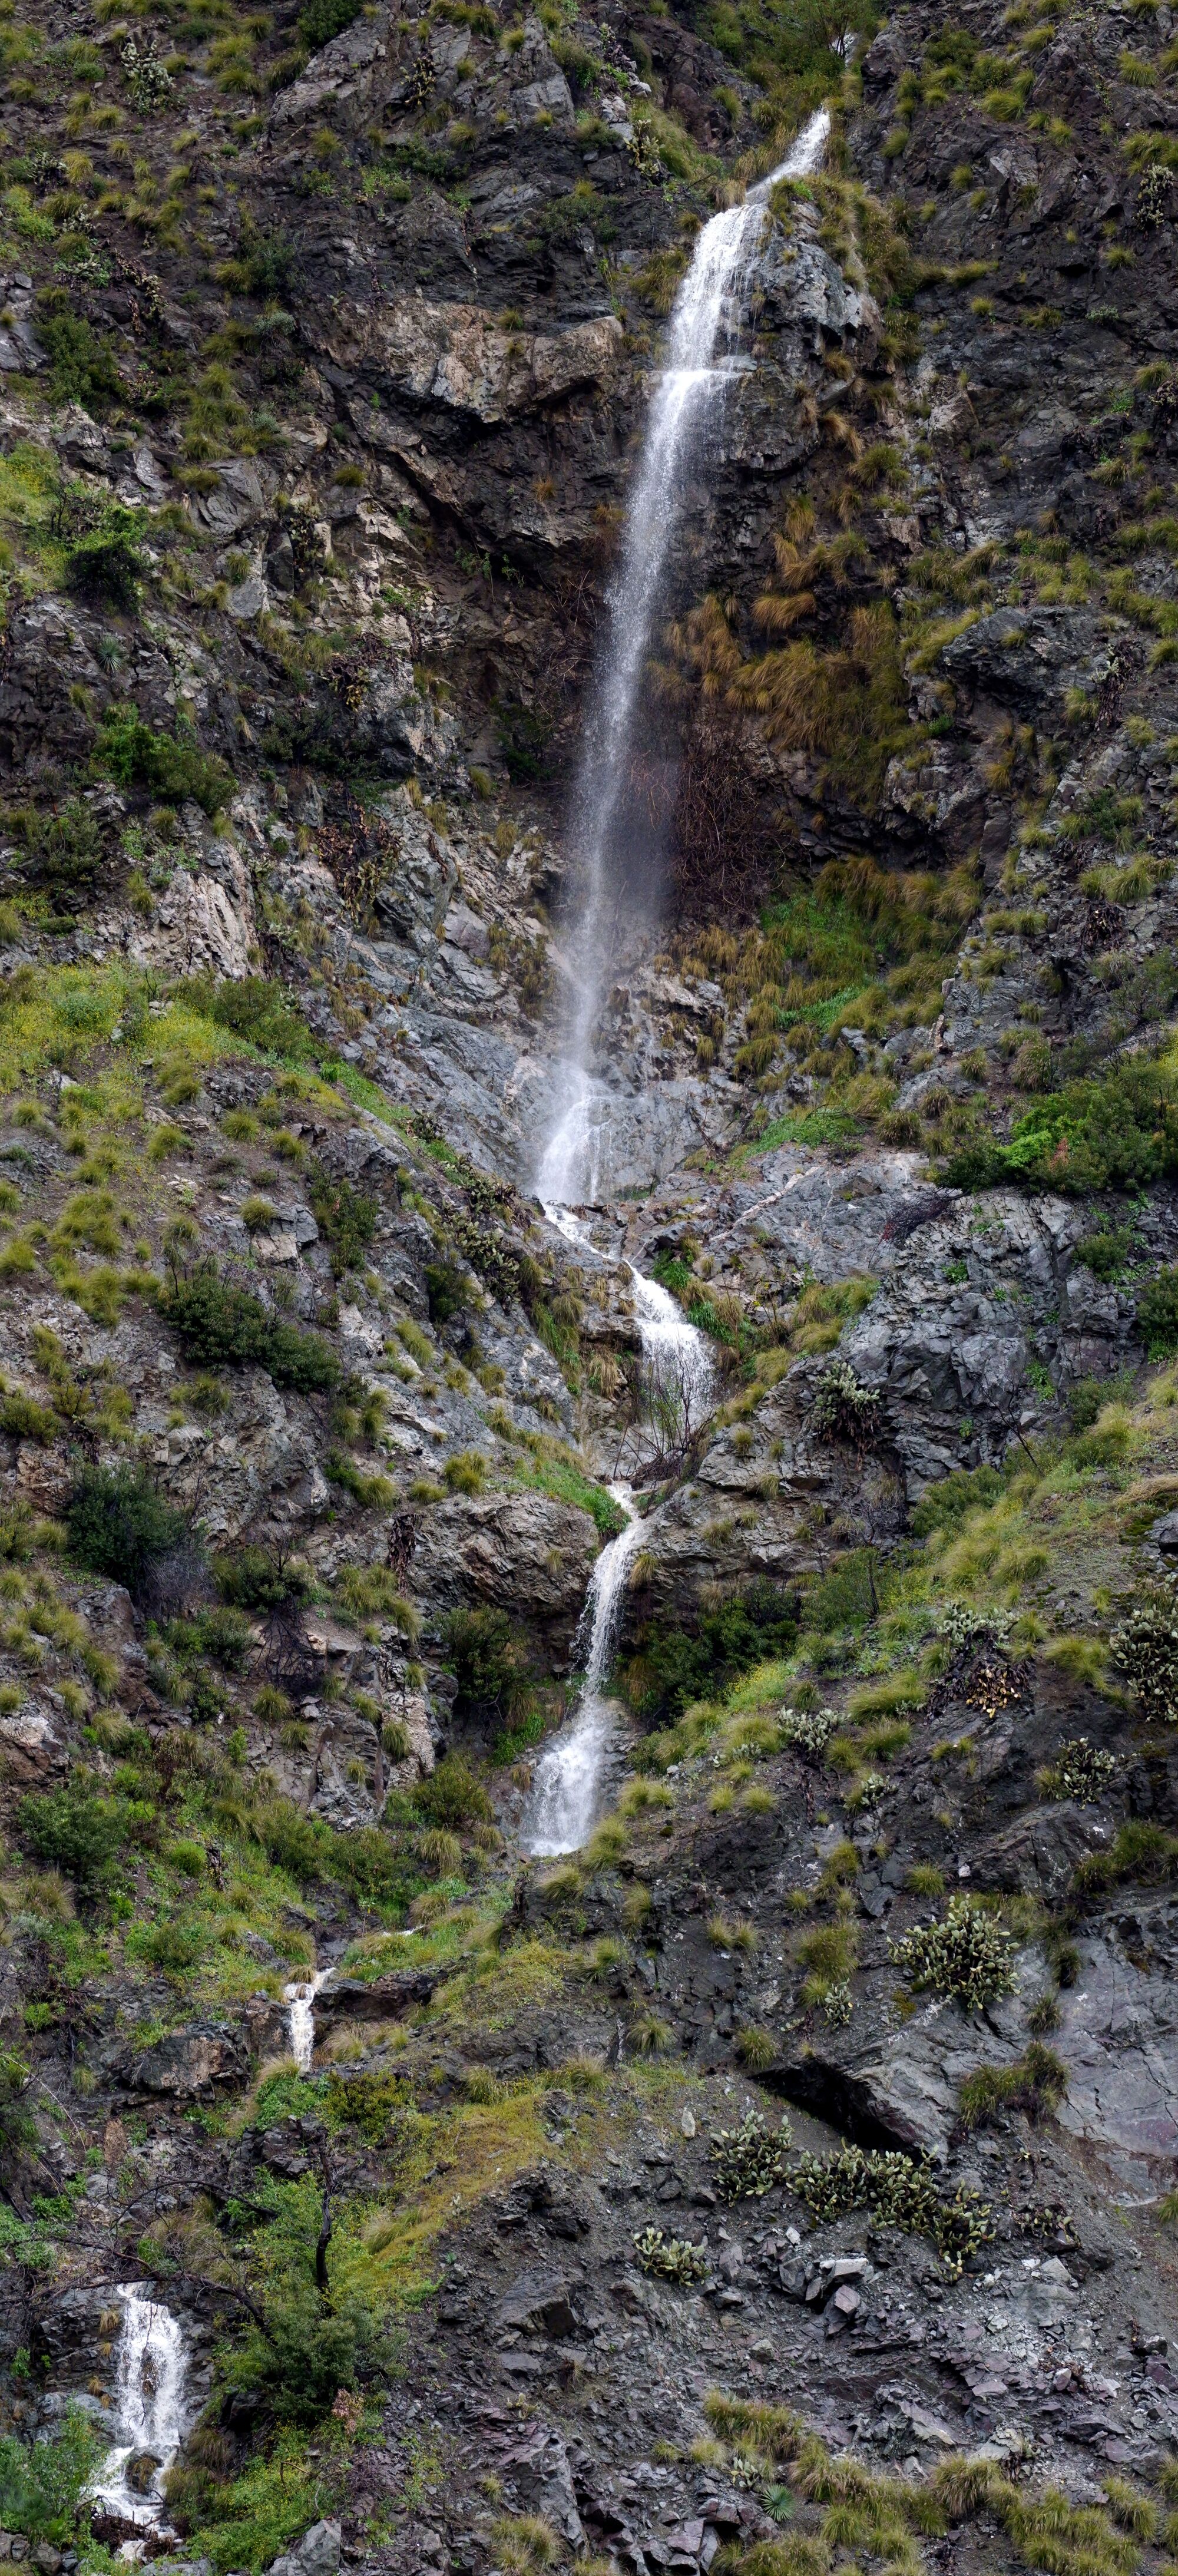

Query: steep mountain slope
<box><xmin>0</xmin><ymin>4</ymin><xmax>1173</xmax><ymax>2576</ymax></box>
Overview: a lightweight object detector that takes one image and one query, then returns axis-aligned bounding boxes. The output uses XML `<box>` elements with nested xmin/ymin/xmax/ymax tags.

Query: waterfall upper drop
<box><xmin>539</xmin><ymin>104</ymin><xmax>830</xmax><ymax>1206</ymax></box>
<box><xmin>94</xmin><ymin>2284</ymin><xmax>192</xmax><ymax>2527</ymax></box>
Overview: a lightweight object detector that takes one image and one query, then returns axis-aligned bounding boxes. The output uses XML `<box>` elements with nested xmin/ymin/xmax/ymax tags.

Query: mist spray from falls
<box><xmin>539</xmin><ymin>104</ymin><xmax>830</xmax><ymax>1206</ymax></box>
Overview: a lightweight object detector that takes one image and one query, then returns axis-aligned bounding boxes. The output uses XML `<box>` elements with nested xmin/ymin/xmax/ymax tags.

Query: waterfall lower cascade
<box><xmin>284</xmin><ymin>1965</ymin><xmax>329</xmax><ymax>2073</ymax></box>
<box><xmin>93</xmin><ymin>2284</ymin><xmax>192</xmax><ymax>2528</ymax></box>
<box><xmin>521</xmin><ymin>1215</ymin><xmax>713</xmax><ymax>1856</ymax></box>
<box><xmin>540</xmin><ymin>104</ymin><xmax>831</xmax><ymax>1205</ymax></box>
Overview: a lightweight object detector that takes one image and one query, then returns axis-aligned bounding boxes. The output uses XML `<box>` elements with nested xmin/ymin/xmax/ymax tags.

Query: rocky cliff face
<box><xmin>0</xmin><ymin>6</ymin><xmax>1175</xmax><ymax>2576</ymax></box>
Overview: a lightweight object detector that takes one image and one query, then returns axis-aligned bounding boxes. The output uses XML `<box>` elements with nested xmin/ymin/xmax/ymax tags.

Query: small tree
<box><xmin>66</xmin><ymin>1466</ymin><xmax>187</xmax><ymax>1598</ymax></box>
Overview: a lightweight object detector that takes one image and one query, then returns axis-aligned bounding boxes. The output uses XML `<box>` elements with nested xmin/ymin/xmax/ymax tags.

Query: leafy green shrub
<box><xmin>1136</xmin><ymin>1265</ymin><xmax>1178</xmax><ymax>1358</ymax></box>
<box><xmin>160</xmin><ymin>1261</ymin><xmax>340</xmax><ymax>1394</ymax></box>
<box><xmin>230</xmin><ymin>2287</ymin><xmax>392</xmax><ymax>2424</ymax></box>
<box><xmin>788</xmin><ymin>2144</ymin><xmax>993</xmax><ymax>2276</ymax></box>
<box><xmin>956</xmin><ymin>2042</ymin><xmax>1068</xmax><ymax>2132</ymax></box>
<box><xmin>14</xmin><ymin>795</ymin><xmax>104</xmax><ymax>895</ymax></box>
<box><xmin>309</xmin><ymin>1173</ymin><xmax>378</xmax><ymax>1278</ymax></box>
<box><xmin>710</xmin><ymin>2110</ymin><xmax>793</xmax><ymax>2201</ymax></box>
<box><xmin>633</xmin><ymin>2227</ymin><xmax>709</xmax><ymax>2284</ymax></box>
<box><xmin>412</xmin><ymin>1755</ymin><xmax>492</xmax><ymax>1828</ymax></box>
<box><xmin>0</xmin><ymin>2409</ymin><xmax>103</xmax><ymax>2541</ymax></box>
<box><xmin>1110</xmin><ymin>1583</ymin><xmax>1178</xmax><ymax>1720</ymax></box>
<box><xmin>910</xmin><ymin>1463</ymin><xmax>1005</xmax><ymax>1536</ymax></box>
<box><xmin>1076</xmin><ymin>1225</ymin><xmax>1133</xmax><ymax>1282</ymax></box>
<box><xmin>299</xmin><ymin>0</ymin><xmax>360</xmax><ymax>46</ymax></box>
<box><xmin>66</xmin><ymin>1464</ymin><xmax>187</xmax><ymax>1596</ymax></box>
<box><xmin>625</xmin><ymin>1580</ymin><xmax>798</xmax><ymax>1723</ymax></box>
<box><xmin>889</xmin><ymin>1897</ymin><xmax>1014</xmax><ymax>2009</ymax></box>
<box><xmin>94</xmin><ymin>707</ymin><xmax>233</xmax><ymax>817</ymax></box>
<box><xmin>195</xmin><ymin>974</ymin><xmax>314</xmax><ymax>1063</ymax></box>
<box><xmin>18</xmin><ymin>1784</ymin><xmax>125</xmax><ymax>1895</ymax></box>
<box><xmin>943</xmin><ymin>1057</ymin><xmax>1178</xmax><ymax>1195</ymax></box>
<box><xmin>325</xmin><ymin>2064</ymin><xmax>415</xmax><ymax>2144</ymax></box>
<box><xmin>36</xmin><ymin>296</ymin><xmax>123</xmax><ymax>415</ymax></box>
<box><xmin>214</xmin><ymin>1547</ymin><xmax>306</xmax><ymax>1612</ymax></box>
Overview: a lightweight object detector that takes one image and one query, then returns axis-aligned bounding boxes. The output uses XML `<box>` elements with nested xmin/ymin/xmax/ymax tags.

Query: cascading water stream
<box><xmin>524</xmin><ymin>108</ymin><xmax>831</xmax><ymax>1849</ymax></box>
<box><xmin>521</xmin><ymin>1212</ymin><xmax>712</xmax><ymax>1854</ymax></box>
<box><xmin>93</xmin><ymin>2284</ymin><xmax>192</xmax><ymax>2528</ymax></box>
<box><xmin>284</xmin><ymin>1965</ymin><xmax>329</xmax><ymax>2073</ymax></box>
<box><xmin>540</xmin><ymin>102</ymin><xmax>831</xmax><ymax>1205</ymax></box>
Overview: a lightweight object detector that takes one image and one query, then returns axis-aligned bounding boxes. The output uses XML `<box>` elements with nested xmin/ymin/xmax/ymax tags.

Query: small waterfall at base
<box><xmin>521</xmin><ymin>1483</ymin><xmax>643</xmax><ymax>1856</ymax></box>
<box><xmin>93</xmin><ymin>2284</ymin><xmax>192</xmax><ymax>2528</ymax></box>
<box><xmin>284</xmin><ymin>1966</ymin><xmax>329</xmax><ymax>2072</ymax></box>
<box><xmin>521</xmin><ymin>1212</ymin><xmax>714</xmax><ymax>1856</ymax></box>
<box><xmin>539</xmin><ymin>102</ymin><xmax>830</xmax><ymax>1204</ymax></box>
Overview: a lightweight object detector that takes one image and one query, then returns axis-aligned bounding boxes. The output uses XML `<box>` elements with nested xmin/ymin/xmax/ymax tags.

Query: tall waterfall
<box><xmin>539</xmin><ymin>105</ymin><xmax>831</xmax><ymax>1206</ymax></box>
<box><xmin>94</xmin><ymin>2284</ymin><xmax>192</xmax><ymax>2525</ymax></box>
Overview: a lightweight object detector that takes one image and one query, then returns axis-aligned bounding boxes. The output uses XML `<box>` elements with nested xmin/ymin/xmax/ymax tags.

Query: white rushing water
<box><xmin>521</xmin><ymin>1482</ymin><xmax>644</xmax><ymax>1856</ymax></box>
<box><xmin>93</xmin><ymin>2285</ymin><xmax>192</xmax><ymax>2528</ymax></box>
<box><xmin>525</xmin><ymin>109</ymin><xmax>830</xmax><ymax>1848</ymax></box>
<box><xmin>284</xmin><ymin>1965</ymin><xmax>329</xmax><ymax>2072</ymax></box>
<box><xmin>539</xmin><ymin>104</ymin><xmax>831</xmax><ymax>1204</ymax></box>
<box><xmin>522</xmin><ymin>1213</ymin><xmax>713</xmax><ymax>1855</ymax></box>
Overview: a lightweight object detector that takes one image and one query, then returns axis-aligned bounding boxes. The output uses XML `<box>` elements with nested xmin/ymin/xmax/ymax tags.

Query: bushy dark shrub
<box><xmin>18</xmin><ymin>1785</ymin><xmax>124</xmax><ymax>1894</ymax></box>
<box><xmin>625</xmin><ymin>1579</ymin><xmax>798</xmax><ymax>1722</ymax></box>
<box><xmin>66</xmin><ymin>1465</ymin><xmax>187</xmax><ymax>1596</ymax></box>
<box><xmin>412</xmin><ymin>1754</ymin><xmax>492</xmax><ymax>1828</ymax></box>
<box><xmin>299</xmin><ymin>0</ymin><xmax>360</xmax><ymax>48</ymax></box>
<box><xmin>251</xmin><ymin>1797</ymin><xmax>323</xmax><ymax>1882</ymax></box>
<box><xmin>233</xmin><ymin>2289</ymin><xmax>389</xmax><ymax>2423</ymax></box>
<box><xmin>94</xmin><ymin>707</ymin><xmax>233</xmax><ymax>817</ymax></box>
<box><xmin>159</xmin><ymin>1261</ymin><xmax>340</xmax><ymax>1394</ymax></box>
<box><xmin>443</xmin><ymin>1606</ymin><xmax>532</xmax><ymax>1727</ymax></box>
<box><xmin>65</xmin><ymin>511</ymin><xmax>145</xmax><ymax>610</ymax></box>
<box><xmin>214</xmin><ymin>1547</ymin><xmax>305</xmax><ymax>1612</ymax></box>
<box><xmin>14</xmin><ymin>795</ymin><xmax>103</xmax><ymax>895</ymax></box>
<box><xmin>1136</xmin><ymin>1265</ymin><xmax>1178</xmax><ymax>1358</ymax></box>
<box><xmin>36</xmin><ymin>296</ymin><xmax>124</xmax><ymax>415</ymax></box>
<box><xmin>425</xmin><ymin>1256</ymin><xmax>470</xmax><ymax>1324</ymax></box>
<box><xmin>196</xmin><ymin>974</ymin><xmax>313</xmax><ymax>1063</ymax></box>
<box><xmin>309</xmin><ymin>1173</ymin><xmax>378</xmax><ymax>1278</ymax></box>
<box><xmin>911</xmin><ymin>1464</ymin><xmax>1005</xmax><ymax>1537</ymax></box>
<box><xmin>1075</xmin><ymin>1225</ymin><xmax>1133</xmax><ymax>1282</ymax></box>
